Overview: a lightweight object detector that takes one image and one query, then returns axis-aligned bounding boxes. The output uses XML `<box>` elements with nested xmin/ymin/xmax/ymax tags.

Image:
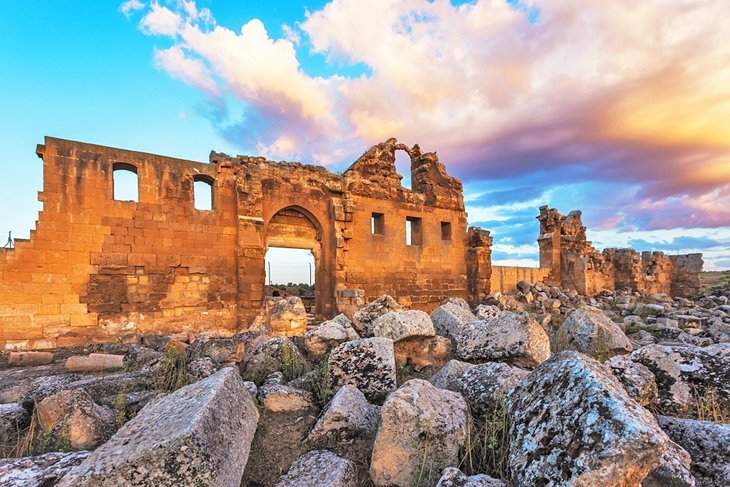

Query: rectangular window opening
<box><xmin>371</xmin><ymin>212</ymin><xmax>384</xmax><ymax>235</ymax></box>
<box><xmin>441</xmin><ymin>221</ymin><xmax>452</xmax><ymax>241</ymax></box>
<box><xmin>406</xmin><ymin>216</ymin><xmax>422</xmax><ymax>246</ymax></box>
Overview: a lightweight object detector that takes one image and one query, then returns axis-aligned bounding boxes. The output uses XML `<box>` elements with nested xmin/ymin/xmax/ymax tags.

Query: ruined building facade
<box><xmin>0</xmin><ymin>138</ymin><xmax>703</xmax><ymax>350</ymax></box>
<box><xmin>537</xmin><ymin>206</ymin><xmax>703</xmax><ymax>297</ymax></box>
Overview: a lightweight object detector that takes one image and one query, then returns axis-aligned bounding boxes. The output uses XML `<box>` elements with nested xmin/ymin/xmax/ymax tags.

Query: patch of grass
<box><xmin>280</xmin><ymin>339</ymin><xmax>303</xmax><ymax>382</ymax></box>
<box><xmin>413</xmin><ymin>432</ymin><xmax>436</xmax><ymax>487</ymax></box>
<box><xmin>693</xmin><ymin>387</ymin><xmax>729</xmax><ymax>423</ymax></box>
<box><xmin>311</xmin><ymin>358</ymin><xmax>334</xmax><ymax>410</ymax></box>
<box><xmin>113</xmin><ymin>388</ymin><xmax>128</xmax><ymax>428</ymax></box>
<box><xmin>154</xmin><ymin>344</ymin><xmax>188</xmax><ymax>392</ymax></box>
<box><xmin>460</xmin><ymin>397</ymin><xmax>511</xmax><ymax>481</ymax></box>
<box><xmin>2</xmin><ymin>406</ymin><xmax>73</xmax><ymax>458</ymax></box>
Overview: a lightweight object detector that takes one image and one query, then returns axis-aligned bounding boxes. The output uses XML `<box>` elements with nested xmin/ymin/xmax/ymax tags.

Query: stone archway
<box><xmin>265</xmin><ymin>206</ymin><xmax>330</xmax><ymax>319</ymax></box>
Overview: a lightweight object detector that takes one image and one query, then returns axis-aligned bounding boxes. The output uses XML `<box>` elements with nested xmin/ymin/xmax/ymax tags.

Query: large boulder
<box><xmin>58</xmin><ymin>367</ymin><xmax>259</xmax><ymax>487</ymax></box>
<box><xmin>556</xmin><ymin>306</ymin><xmax>633</xmax><ymax>358</ymax></box>
<box><xmin>328</xmin><ymin>337</ymin><xmax>397</xmax><ymax>403</ymax></box>
<box><xmin>371</xmin><ymin>310</ymin><xmax>435</xmax><ymax>342</ymax></box>
<box><xmin>507</xmin><ymin>351</ymin><xmax>671</xmax><ymax>486</ymax></box>
<box><xmin>303</xmin><ymin>314</ymin><xmax>359</xmax><ymax>358</ymax></box>
<box><xmin>0</xmin><ymin>451</ymin><xmax>90</xmax><ymax>487</ymax></box>
<box><xmin>394</xmin><ymin>335</ymin><xmax>452</xmax><ymax>370</ymax></box>
<box><xmin>605</xmin><ymin>354</ymin><xmax>659</xmax><ymax>407</ymax></box>
<box><xmin>186</xmin><ymin>337</ymin><xmax>246</xmax><ymax>364</ymax></box>
<box><xmin>657</xmin><ymin>415</ymin><xmax>730</xmax><ymax>487</ymax></box>
<box><xmin>274</xmin><ymin>450</ymin><xmax>358</xmax><ymax>487</ymax></box>
<box><xmin>268</xmin><ymin>296</ymin><xmax>308</xmax><ymax>336</ymax></box>
<box><xmin>455</xmin><ymin>312</ymin><xmax>550</xmax><ymax>368</ymax></box>
<box><xmin>258</xmin><ymin>372</ymin><xmax>314</xmax><ymax>413</ymax></box>
<box><xmin>352</xmin><ymin>295</ymin><xmax>402</xmax><ymax>336</ymax></box>
<box><xmin>630</xmin><ymin>343</ymin><xmax>730</xmax><ymax>415</ymax></box>
<box><xmin>370</xmin><ymin>379</ymin><xmax>470</xmax><ymax>487</ymax></box>
<box><xmin>431</xmin><ymin>302</ymin><xmax>478</xmax><ymax>339</ymax></box>
<box><xmin>642</xmin><ymin>440</ymin><xmax>696</xmax><ymax>487</ymax></box>
<box><xmin>36</xmin><ymin>389</ymin><xmax>116</xmax><ymax>451</ymax></box>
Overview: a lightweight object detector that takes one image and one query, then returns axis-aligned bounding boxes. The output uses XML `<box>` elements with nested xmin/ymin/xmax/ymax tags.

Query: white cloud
<box><xmin>140</xmin><ymin>2</ymin><xmax>182</xmax><ymax>36</ymax></box>
<box><xmin>153</xmin><ymin>46</ymin><xmax>219</xmax><ymax>96</ymax></box>
<box><xmin>120</xmin><ymin>0</ymin><xmax>145</xmax><ymax>17</ymax></box>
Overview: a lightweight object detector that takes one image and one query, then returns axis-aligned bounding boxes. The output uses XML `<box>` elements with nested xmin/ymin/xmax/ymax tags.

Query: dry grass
<box><xmin>460</xmin><ymin>398</ymin><xmax>511</xmax><ymax>482</ymax></box>
<box><xmin>693</xmin><ymin>387</ymin><xmax>729</xmax><ymax>423</ymax></box>
<box><xmin>154</xmin><ymin>344</ymin><xmax>188</xmax><ymax>392</ymax></box>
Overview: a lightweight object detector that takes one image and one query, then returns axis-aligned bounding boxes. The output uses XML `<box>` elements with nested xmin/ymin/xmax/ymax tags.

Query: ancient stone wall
<box><xmin>489</xmin><ymin>266</ymin><xmax>551</xmax><ymax>294</ymax></box>
<box><xmin>538</xmin><ymin>206</ymin><xmax>703</xmax><ymax>297</ymax></box>
<box><xmin>0</xmin><ymin>137</ymin><xmax>477</xmax><ymax>350</ymax></box>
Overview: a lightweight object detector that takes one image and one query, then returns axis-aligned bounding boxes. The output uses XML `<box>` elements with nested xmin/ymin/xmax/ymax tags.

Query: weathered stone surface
<box><xmin>473</xmin><ymin>304</ymin><xmax>502</xmax><ymax>320</ymax></box>
<box><xmin>657</xmin><ymin>415</ymin><xmax>730</xmax><ymax>487</ymax></box>
<box><xmin>36</xmin><ymin>389</ymin><xmax>116</xmax><ymax>451</ymax></box>
<box><xmin>123</xmin><ymin>346</ymin><xmax>164</xmax><ymax>371</ymax></box>
<box><xmin>556</xmin><ymin>306</ymin><xmax>633</xmax><ymax>358</ymax></box>
<box><xmin>306</xmin><ymin>384</ymin><xmax>380</xmax><ymax>460</ymax></box>
<box><xmin>186</xmin><ymin>337</ymin><xmax>245</xmax><ymax>364</ymax></box>
<box><xmin>65</xmin><ymin>353</ymin><xmax>124</xmax><ymax>372</ymax></box>
<box><xmin>0</xmin><ymin>403</ymin><xmax>29</xmax><ymax>443</ymax></box>
<box><xmin>431</xmin><ymin>302</ymin><xmax>478</xmax><ymax>339</ymax></box>
<box><xmin>258</xmin><ymin>372</ymin><xmax>314</xmax><ymax>413</ymax></box>
<box><xmin>58</xmin><ymin>367</ymin><xmax>259</xmax><ymax>487</ymax></box>
<box><xmin>370</xmin><ymin>379</ymin><xmax>470</xmax><ymax>487</ymax></box>
<box><xmin>456</xmin><ymin>362</ymin><xmax>528</xmax><ymax>418</ymax></box>
<box><xmin>303</xmin><ymin>314</ymin><xmax>359</xmax><ymax>358</ymax></box>
<box><xmin>436</xmin><ymin>467</ymin><xmax>508</xmax><ymax>486</ymax></box>
<box><xmin>274</xmin><ymin>450</ymin><xmax>357</xmax><ymax>487</ymax></box>
<box><xmin>352</xmin><ymin>295</ymin><xmax>402</xmax><ymax>336</ymax></box>
<box><xmin>328</xmin><ymin>337</ymin><xmax>396</xmax><ymax>403</ymax></box>
<box><xmin>186</xmin><ymin>356</ymin><xmax>217</xmax><ymax>382</ymax></box>
<box><xmin>455</xmin><ymin>312</ymin><xmax>550</xmax><ymax>368</ymax></box>
<box><xmin>642</xmin><ymin>440</ymin><xmax>696</xmax><ymax>487</ymax></box>
<box><xmin>393</xmin><ymin>335</ymin><xmax>452</xmax><ymax>370</ymax></box>
<box><xmin>372</xmin><ymin>310</ymin><xmax>435</xmax><ymax>342</ymax></box>
<box><xmin>429</xmin><ymin>359</ymin><xmax>474</xmax><ymax>391</ymax></box>
<box><xmin>507</xmin><ymin>351</ymin><xmax>671</xmax><ymax>486</ymax></box>
<box><xmin>630</xmin><ymin>343</ymin><xmax>730</xmax><ymax>415</ymax></box>
<box><xmin>605</xmin><ymin>354</ymin><xmax>659</xmax><ymax>407</ymax></box>
<box><xmin>9</xmin><ymin>351</ymin><xmax>54</xmax><ymax>366</ymax></box>
<box><xmin>0</xmin><ymin>451</ymin><xmax>90</xmax><ymax>487</ymax></box>
<box><xmin>268</xmin><ymin>296</ymin><xmax>308</xmax><ymax>336</ymax></box>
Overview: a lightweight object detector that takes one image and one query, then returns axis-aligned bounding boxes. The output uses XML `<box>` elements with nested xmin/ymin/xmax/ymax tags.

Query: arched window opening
<box><xmin>112</xmin><ymin>162</ymin><xmax>138</xmax><ymax>202</ymax></box>
<box><xmin>193</xmin><ymin>175</ymin><xmax>214</xmax><ymax>211</ymax></box>
<box><xmin>394</xmin><ymin>150</ymin><xmax>412</xmax><ymax>190</ymax></box>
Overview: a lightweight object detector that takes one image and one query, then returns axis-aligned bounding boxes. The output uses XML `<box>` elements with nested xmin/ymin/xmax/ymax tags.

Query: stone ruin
<box><xmin>0</xmin><ymin>137</ymin><xmax>703</xmax><ymax>350</ymax></box>
<box><xmin>537</xmin><ymin>206</ymin><xmax>703</xmax><ymax>297</ymax></box>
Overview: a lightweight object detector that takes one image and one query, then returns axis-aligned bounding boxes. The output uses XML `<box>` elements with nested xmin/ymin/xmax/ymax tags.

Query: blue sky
<box><xmin>1</xmin><ymin>1</ymin><xmax>728</xmax><ymax>275</ymax></box>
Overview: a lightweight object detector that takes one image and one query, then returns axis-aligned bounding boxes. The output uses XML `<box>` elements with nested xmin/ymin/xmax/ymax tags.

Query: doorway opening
<box><xmin>265</xmin><ymin>247</ymin><xmax>316</xmax><ymax>313</ymax></box>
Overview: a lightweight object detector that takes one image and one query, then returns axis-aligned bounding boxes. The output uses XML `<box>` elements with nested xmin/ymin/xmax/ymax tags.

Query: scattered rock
<box><xmin>0</xmin><ymin>403</ymin><xmax>30</xmax><ymax>443</ymax></box>
<box><xmin>556</xmin><ymin>306</ymin><xmax>633</xmax><ymax>358</ymax></box>
<box><xmin>268</xmin><ymin>296</ymin><xmax>308</xmax><ymax>336</ymax></box>
<box><xmin>394</xmin><ymin>335</ymin><xmax>452</xmax><ymax>370</ymax></box>
<box><xmin>455</xmin><ymin>312</ymin><xmax>550</xmax><ymax>368</ymax></box>
<box><xmin>186</xmin><ymin>337</ymin><xmax>245</xmax><ymax>364</ymax></box>
<box><xmin>258</xmin><ymin>372</ymin><xmax>314</xmax><ymax>413</ymax></box>
<box><xmin>605</xmin><ymin>354</ymin><xmax>659</xmax><ymax>407</ymax></box>
<box><xmin>328</xmin><ymin>337</ymin><xmax>396</xmax><ymax>403</ymax></box>
<box><xmin>240</xmin><ymin>336</ymin><xmax>308</xmax><ymax>385</ymax></box>
<box><xmin>431</xmin><ymin>302</ymin><xmax>478</xmax><ymax>339</ymax></box>
<box><xmin>456</xmin><ymin>362</ymin><xmax>528</xmax><ymax>418</ymax></box>
<box><xmin>274</xmin><ymin>450</ymin><xmax>357</xmax><ymax>487</ymax></box>
<box><xmin>0</xmin><ymin>451</ymin><xmax>90</xmax><ymax>487</ymax></box>
<box><xmin>58</xmin><ymin>367</ymin><xmax>259</xmax><ymax>487</ymax></box>
<box><xmin>473</xmin><ymin>304</ymin><xmax>502</xmax><ymax>320</ymax></box>
<box><xmin>429</xmin><ymin>359</ymin><xmax>474</xmax><ymax>391</ymax></box>
<box><xmin>352</xmin><ymin>295</ymin><xmax>402</xmax><ymax>336</ymax></box>
<box><xmin>370</xmin><ymin>379</ymin><xmax>470</xmax><ymax>487</ymax></box>
<box><xmin>657</xmin><ymin>415</ymin><xmax>730</xmax><ymax>487</ymax></box>
<box><xmin>642</xmin><ymin>440</ymin><xmax>696</xmax><ymax>487</ymax></box>
<box><xmin>371</xmin><ymin>310</ymin><xmax>435</xmax><ymax>343</ymax></box>
<box><xmin>36</xmin><ymin>389</ymin><xmax>116</xmax><ymax>450</ymax></box>
<box><xmin>436</xmin><ymin>467</ymin><xmax>508</xmax><ymax>486</ymax></box>
<box><xmin>507</xmin><ymin>351</ymin><xmax>671</xmax><ymax>486</ymax></box>
<box><xmin>304</xmin><ymin>314</ymin><xmax>359</xmax><ymax>358</ymax></box>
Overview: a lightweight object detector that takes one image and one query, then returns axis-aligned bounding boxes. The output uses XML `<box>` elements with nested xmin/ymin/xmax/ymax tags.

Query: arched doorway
<box><xmin>265</xmin><ymin>206</ymin><xmax>327</xmax><ymax>319</ymax></box>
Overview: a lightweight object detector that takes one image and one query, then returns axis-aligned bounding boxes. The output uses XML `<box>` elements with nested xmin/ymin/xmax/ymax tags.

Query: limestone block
<box><xmin>274</xmin><ymin>450</ymin><xmax>357</xmax><ymax>487</ymax></box>
<box><xmin>58</xmin><ymin>367</ymin><xmax>259</xmax><ymax>487</ymax></box>
<box><xmin>328</xmin><ymin>337</ymin><xmax>396</xmax><ymax>403</ymax></box>
<box><xmin>371</xmin><ymin>310</ymin><xmax>435</xmax><ymax>342</ymax></box>
<box><xmin>65</xmin><ymin>353</ymin><xmax>124</xmax><ymax>372</ymax></box>
<box><xmin>9</xmin><ymin>351</ymin><xmax>54</xmax><ymax>366</ymax></box>
<box><xmin>0</xmin><ymin>451</ymin><xmax>90</xmax><ymax>487</ymax></box>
